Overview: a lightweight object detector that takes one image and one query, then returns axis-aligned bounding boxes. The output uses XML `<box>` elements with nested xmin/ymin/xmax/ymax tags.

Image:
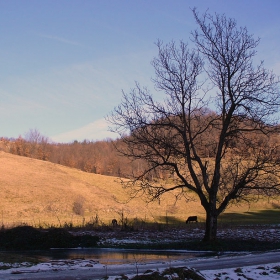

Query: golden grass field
<box><xmin>0</xmin><ymin>151</ymin><xmax>278</xmax><ymax>228</ymax></box>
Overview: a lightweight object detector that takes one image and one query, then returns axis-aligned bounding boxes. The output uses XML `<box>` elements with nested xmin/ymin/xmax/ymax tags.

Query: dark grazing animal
<box><xmin>112</xmin><ymin>219</ymin><xmax>118</xmax><ymax>226</ymax></box>
<box><xmin>186</xmin><ymin>216</ymin><xmax>198</xmax><ymax>224</ymax></box>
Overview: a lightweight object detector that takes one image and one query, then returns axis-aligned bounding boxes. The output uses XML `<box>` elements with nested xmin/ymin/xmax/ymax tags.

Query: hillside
<box><xmin>0</xmin><ymin>151</ymin><xmax>278</xmax><ymax>228</ymax></box>
<box><xmin>0</xmin><ymin>151</ymin><xmax>206</xmax><ymax>227</ymax></box>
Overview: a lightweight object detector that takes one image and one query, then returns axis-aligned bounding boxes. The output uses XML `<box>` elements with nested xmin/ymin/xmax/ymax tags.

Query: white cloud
<box><xmin>51</xmin><ymin>118</ymin><xmax>118</xmax><ymax>143</ymax></box>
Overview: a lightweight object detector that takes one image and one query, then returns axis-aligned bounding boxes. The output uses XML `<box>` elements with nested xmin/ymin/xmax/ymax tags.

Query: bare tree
<box><xmin>108</xmin><ymin>9</ymin><xmax>280</xmax><ymax>241</ymax></box>
<box><xmin>24</xmin><ymin>129</ymin><xmax>51</xmax><ymax>159</ymax></box>
<box><xmin>24</xmin><ymin>128</ymin><xmax>49</xmax><ymax>144</ymax></box>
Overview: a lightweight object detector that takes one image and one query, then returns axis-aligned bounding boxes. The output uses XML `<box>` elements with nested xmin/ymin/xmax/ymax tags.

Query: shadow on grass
<box><xmin>156</xmin><ymin>216</ymin><xmax>184</xmax><ymax>224</ymax></box>
<box><xmin>219</xmin><ymin>209</ymin><xmax>280</xmax><ymax>225</ymax></box>
<box><xmin>156</xmin><ymin>209</ymin><xmax>280</xmax><ymax>227</ymax></box>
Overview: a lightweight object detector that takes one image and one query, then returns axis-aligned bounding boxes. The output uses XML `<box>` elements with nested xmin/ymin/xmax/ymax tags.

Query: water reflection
<box><xmin>0</xmin><ymin>248</ymin><xmax>214</xmax><ymax>265</ymax></box>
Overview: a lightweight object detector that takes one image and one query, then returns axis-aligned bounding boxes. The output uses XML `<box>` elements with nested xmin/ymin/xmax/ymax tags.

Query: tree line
<box><xmin>1</xmin><ymin>112</ymin><xmax>280</xmax><ymax>181</ymax></box>
<box><xmin>0</xmin><ymin>130</ymin><xmax>148</xmax><ymax>178</ymax></box>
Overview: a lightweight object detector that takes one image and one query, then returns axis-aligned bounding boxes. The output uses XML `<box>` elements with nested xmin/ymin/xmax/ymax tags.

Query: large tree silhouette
<box><xmin>108</xmin><ymin>9</ymin><xmax>280</xmax><ymax>241</ymax></box>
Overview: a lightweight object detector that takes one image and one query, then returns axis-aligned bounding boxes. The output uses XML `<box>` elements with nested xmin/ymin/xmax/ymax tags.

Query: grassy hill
<box><xmin>0</xmin><ymin>151</ymin><xmax>278</xmax><ymax>228</ymax></box>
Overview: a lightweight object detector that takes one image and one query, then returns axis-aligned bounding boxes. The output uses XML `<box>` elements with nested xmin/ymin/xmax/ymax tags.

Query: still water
<box><xmin>0</xmin><ymin>248</ymin><xmax>214</xmax><ymax>265</ymax></box>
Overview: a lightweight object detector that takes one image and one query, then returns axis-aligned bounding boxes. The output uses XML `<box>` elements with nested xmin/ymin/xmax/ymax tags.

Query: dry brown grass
<box><xmin>0</xmin><ymin>151</ymin><xmax>277</xmax><ymax>228</ymax></box>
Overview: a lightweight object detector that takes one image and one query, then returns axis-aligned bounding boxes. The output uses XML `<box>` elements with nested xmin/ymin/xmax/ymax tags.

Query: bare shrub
<box><xmin>72</xmin><ymin>196</ymin><xmax>85</xmax><ymax>216</ymax></box>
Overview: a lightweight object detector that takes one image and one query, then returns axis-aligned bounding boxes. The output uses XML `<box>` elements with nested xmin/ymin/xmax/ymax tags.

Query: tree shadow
<box><xmin>219</xmin><ymin>209</ymin><xmax>280</xmax><ymax>225</ymax></box>
<box><xmin>157</xmin><ymin>216</ymin><xmax>185</xmax><ymax>225</ymax></box>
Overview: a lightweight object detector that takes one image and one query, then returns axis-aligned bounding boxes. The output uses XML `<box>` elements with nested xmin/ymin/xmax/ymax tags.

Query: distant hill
<box><xmin>0</xmin><ymin>151</ymin><xmax>206</xmax><ymax>228</ymax></box>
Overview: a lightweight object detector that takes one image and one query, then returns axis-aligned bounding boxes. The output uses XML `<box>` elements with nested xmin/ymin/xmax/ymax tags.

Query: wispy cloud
<box><xmin>39</xmin><ymin>34</ymin><xmax>84</xmax><ymax>47</ymax></box>
<box><xmin>51</xmin><ymin>118</ymin><xmax>118</xmax><ymax>143</ymax></box>
<box><xmin>0</xmin><ymin>49</ymin><xmax>155</xmax><ymax>141</ymax></box>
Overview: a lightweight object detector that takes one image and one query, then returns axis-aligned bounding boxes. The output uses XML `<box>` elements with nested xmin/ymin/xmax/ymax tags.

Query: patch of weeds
<box><xmin>256</xmin><ymin>266</ymin><xmax>266</xmax><ymax>270</ymax></box>
<box><xmin>234</xmin><ymin>268</ymin><xmax>242</xmax><ymax>273</ymax></box>
<box><xmin>273</xmin><ymin>266</ymin><xmax>280</xmax><ymax>272</ymax></box>
<box><xmin>131</xmin><ymin>271</ymin><xmax>161</xmax><ymax>279</ymax></box>
<box><xmin>165</xmin><ymin>267</ymin><xmax>200</xmax><ymax>279</ymax></box>
<box><xmin>144</xmin><ymin>269</ymin><xmax>154</xmax><ymax>274</ymax></box>
<box><xmin>260</xmin><ymin>271</ymin><xmax>269</xmax><ymax>275</ymax></box>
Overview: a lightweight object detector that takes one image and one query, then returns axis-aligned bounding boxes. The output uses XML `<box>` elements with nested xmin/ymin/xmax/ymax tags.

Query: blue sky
<box><xmin>0</xmin><ymin>0</ymin><xmax>280</xmax><ymax>143</ymax></box>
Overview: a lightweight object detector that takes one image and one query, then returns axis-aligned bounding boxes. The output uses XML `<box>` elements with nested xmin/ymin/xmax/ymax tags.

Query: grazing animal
<box><xmin>112</xmin><ymin>219</ymin><xmax>118</xmax><ymax>226</ymax></box>
<box><xmin>186</xmin><ymin>216</ymin><xmax>198</xmax><ymax>224</ymax></box>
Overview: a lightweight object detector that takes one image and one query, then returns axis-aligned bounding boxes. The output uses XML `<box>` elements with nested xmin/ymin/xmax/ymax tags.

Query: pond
<box><xmin>0</xmin><ymin>248</ymin><xmax>215</xmax><ymax>265</ymax></box>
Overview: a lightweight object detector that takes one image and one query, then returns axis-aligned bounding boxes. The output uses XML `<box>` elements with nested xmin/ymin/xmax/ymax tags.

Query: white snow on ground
<box><xmin>76</xmin><ymin>224</ymin><xmax>280</xmax><ymax>247</ymax></box>
<box><xmin>104</xmin><ymin>262</ymin><xmax>280</xmax><ymax>280</ymax></box>
<box><xmin>0</xmin><ymin>259</ymin><xmax>101</xmax><ymax>274</ymax></box>
<box><xmin>0</xmin><ymin>258</ymin><xmax>278</xmax><ymax>279</ymax></box>
<box><xmin>200</xmin><ymin>263</ymin><xmax>280</xmax><ymax>280</ymax></box>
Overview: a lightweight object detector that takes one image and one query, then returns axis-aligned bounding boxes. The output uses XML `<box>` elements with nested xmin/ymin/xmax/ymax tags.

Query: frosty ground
<box><xmin>0</xmin><ymin>225</ymin><xmax>279</xmax><ymax>279</ymax></box>
<box><xmin>1</xmin><ymin>250</ymin><xmax>279</xmax><ymax>280</ymax></box>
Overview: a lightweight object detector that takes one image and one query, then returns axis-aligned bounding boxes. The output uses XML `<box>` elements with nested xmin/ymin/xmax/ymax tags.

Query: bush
<box><xmin>0</xmin><ymin>226</ymin><xmax>43</xmax><ymax>250</ymax></box>
<box><xmin>43</xmin><ymin>228</ymin><xmax>74</xmax><ymax>248</ymax></box>
<box><xmin>72</xmin><ymin>196</ymin><xmax>85</xmax><ymax>216</ymax></box>
<box><xmin>0</xmin><ymin>226</ymin><xmax>99</xmax><ymax>250</ymax></box>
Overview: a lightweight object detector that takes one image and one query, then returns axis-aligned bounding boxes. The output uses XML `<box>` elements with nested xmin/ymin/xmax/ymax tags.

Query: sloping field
<box><xmin>0</xmin><ymin>151</ymin><xmax>278</xmax><ymax>227</ymax></box>
<box><xmin>0</xmin><ymin>151</ymin><xmax>203</xmax><ymax>227</ymax></box>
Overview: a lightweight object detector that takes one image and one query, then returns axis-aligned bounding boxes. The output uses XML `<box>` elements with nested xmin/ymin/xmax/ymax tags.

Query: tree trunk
<box><xmin>203</xmin><ymin>210</ymin><xmax>218</xmax><ymax>242</ymax></box>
